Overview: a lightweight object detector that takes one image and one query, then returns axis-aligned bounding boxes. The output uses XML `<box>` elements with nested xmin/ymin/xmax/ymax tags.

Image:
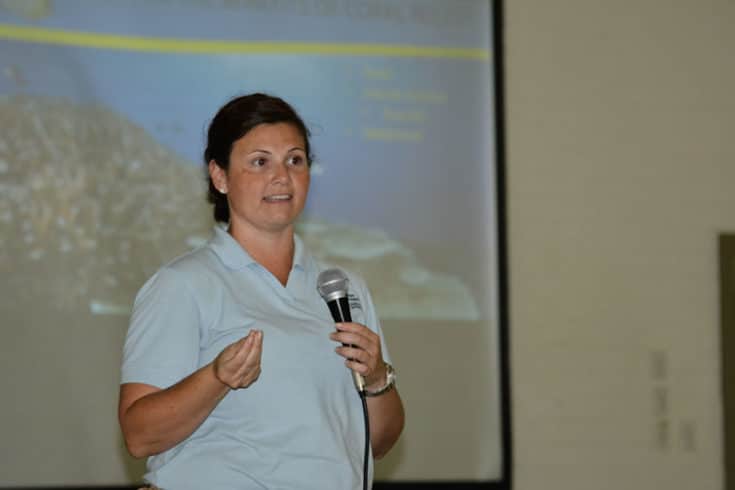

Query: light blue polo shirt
<box><xmin>121</xmin><ymin>226</ymin><xmax>391</xmax><ymax>490</ymax></box>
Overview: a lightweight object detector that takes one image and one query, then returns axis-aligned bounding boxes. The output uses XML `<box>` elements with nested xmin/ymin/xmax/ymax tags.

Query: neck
<box><xmin>229</xmin><ymin>223</ymin><xmax>295</xmax><ymax>286</ymax></box>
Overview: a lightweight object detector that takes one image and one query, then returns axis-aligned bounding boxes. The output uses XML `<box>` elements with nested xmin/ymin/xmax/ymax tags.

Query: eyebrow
<box><xmin>247</xmin><ymin>147</ymin><xmax>305</xmax><ymax>155</ymax></box>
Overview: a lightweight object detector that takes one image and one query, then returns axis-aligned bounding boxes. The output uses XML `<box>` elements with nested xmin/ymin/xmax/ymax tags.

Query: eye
<box><xmin>288</xmin><ymin>155</ymin><xmax>306</xmax><ymax>166</ymax></box>
<box><xmin>250</xmin><ymin>157</ymin><xmax>267</xmax><ymax>168</ymax></box>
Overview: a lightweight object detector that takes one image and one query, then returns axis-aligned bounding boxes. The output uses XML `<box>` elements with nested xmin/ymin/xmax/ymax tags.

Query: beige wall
<box><xmin>505</xmin><ymin>1</ymin><xmax>735</xmax><ymax>489</ymax></box>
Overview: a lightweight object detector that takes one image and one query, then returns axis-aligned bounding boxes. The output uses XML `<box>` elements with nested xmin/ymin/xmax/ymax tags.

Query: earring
<box><xmin>219</xmin><ymin>188</ymin><xmax>227</xmax><ymax>194</ymax></box>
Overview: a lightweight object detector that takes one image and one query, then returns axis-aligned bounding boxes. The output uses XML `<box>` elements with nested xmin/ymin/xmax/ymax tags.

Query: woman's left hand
<box><xmin>330</xmin><ymin>322</ymin><xmax>387</xmax><ymax>390</ymax></box>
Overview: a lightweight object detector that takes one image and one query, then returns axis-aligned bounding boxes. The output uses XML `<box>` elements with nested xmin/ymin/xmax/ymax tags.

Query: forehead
<box><xmin>232</xmin><ymin>122</ymin><xmax>305</xmax><ymax>153</ymax></box>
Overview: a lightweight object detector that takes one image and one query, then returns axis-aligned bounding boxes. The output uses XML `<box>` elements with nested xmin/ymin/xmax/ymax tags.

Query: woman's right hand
<box><xmin>213</xmin><ymin>330</ymin><xmax>263</xmax><ymax>389</ymax></box>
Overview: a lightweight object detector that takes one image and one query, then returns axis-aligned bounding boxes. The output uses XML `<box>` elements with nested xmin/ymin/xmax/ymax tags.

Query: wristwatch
<box><xmin>364</xmin><ymin>363</ymin><xmax>396</xmax><ymax>397</ymax></box>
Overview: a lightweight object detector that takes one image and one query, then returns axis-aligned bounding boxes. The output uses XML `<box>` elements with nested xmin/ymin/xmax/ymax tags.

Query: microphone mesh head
<box><xmin>317</xmin><ymin>268</ymin><xmax>349</xmax><ymax>301</ymax></box>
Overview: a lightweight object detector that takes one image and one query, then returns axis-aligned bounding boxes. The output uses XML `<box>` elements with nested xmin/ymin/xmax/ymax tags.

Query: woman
<box><xmin>119</xmin><ymin>93</ymin><xmax>404</xmax><ymax>489</ymax></box>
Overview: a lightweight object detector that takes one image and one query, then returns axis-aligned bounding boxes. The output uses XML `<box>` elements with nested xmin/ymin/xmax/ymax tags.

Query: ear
<box><xmin>208</xmin><ymin>160</ymin><xmax>228</xmax><ymax>194</ymax></box>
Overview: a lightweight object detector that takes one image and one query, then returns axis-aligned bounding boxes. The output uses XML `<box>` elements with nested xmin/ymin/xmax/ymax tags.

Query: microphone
<box><xmin>317</xmin><ymin>268</ymin><xmax>365</xmax><ymax>393</ymax></box>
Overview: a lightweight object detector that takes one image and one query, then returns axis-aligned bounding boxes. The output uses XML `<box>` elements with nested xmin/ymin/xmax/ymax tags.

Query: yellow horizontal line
<box><xmin>0</xmin><ymin>24</ymin><xmax>489</xmax><ymax>60</ymax></box>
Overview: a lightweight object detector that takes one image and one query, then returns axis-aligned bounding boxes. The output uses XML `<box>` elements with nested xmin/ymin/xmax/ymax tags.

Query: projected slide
<box><xmin>0</xmin><ymin>0</ymin><xmax>502</xmax><ymax>486</ymax></box>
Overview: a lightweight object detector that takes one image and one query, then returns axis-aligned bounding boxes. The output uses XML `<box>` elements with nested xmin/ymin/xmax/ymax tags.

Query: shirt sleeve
<box><xmin>121</xmin><ymin>266</ymin><xmax>201</xmax><ymax>389</ymax></box>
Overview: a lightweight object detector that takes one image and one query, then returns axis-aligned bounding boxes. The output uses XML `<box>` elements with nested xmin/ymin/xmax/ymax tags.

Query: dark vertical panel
<box><xmin>492</xmin><ymin>0</ymin><xmax>513</xmax><ymax>488</ymax></box>
<box><xmin>720</xmin><ymin>234</ymin><xmax>735</xmax><ymax>490</ymax></box>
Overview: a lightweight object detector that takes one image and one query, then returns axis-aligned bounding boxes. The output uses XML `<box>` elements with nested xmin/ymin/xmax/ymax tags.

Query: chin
<box><xmin>262</xmin><ymin>219</ymin><xmax>298</xmax><ymax>233</ymax></box>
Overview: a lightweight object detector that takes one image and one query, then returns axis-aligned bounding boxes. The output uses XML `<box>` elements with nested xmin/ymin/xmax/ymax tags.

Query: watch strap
<box><xmin>364</xmin><ymin>363</ymin><xmax>396</xmax><ymax>397</ymax></box>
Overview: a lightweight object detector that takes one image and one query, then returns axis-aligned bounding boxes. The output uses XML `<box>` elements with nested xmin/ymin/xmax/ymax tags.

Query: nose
<box><xmin>270</xmin><ymin>160</ymin><xmax>289</xmax><ymax>183</ymax></box>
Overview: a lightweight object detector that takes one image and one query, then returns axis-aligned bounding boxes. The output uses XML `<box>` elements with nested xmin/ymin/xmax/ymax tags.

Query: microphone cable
<box><xmin>359</xmin><ymin>390</ymin><xmax>370</xmax><ymax>490</ymax></box>
<box><xmin>315</xmin><ymin>268</ymin><xmax>371</xmax><ymax>490</ymax></box>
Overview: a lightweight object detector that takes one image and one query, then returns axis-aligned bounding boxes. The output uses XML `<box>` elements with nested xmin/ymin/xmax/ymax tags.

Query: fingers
<box><xmin>215</xmin><ymin>330</ymin><xmax>263</xmax><ymax>389</ymax></box>
<box><xmin>235</xmin><ymin>331</ymin><xmax>263</xmax><ymax>387</ymax></box>
<box><xmin>329</xmin><ymin>323</ymin><xmax>379</xmax><ymax>353</ymax></box>
<box><xmin>232</xmin><ymin>330</ymin><xmax>261</xmax><ymax>365</ymax></box>
<box><xmin>344</xmin><ymin>358</ymin><xmax>370</xmax><ymax>376</ymax></box>
<box><xmin>330</xmin><ymin>323</ymin><xmax>383</xmax><ymax>382</ymax></box>
<box><xmin>219</xmin><ymin>336</ymin><xmax>247</xmax><ymax>363</ymax></box>
<box><xmin>335</xmin><ymin>345</ymin><xmax>370</xmax><ymax>364</ymax></box>
<box><xmin>332</xmin><ymin>322</ymin><xmax>372</xmax><ymax>335</ymax></box>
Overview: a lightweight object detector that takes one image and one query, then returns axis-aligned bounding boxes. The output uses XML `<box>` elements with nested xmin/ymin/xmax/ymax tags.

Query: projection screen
<box><xmin>0</xmin><ymin>0</ymin><xmax>508</xmax><ymax>486</ymax></box>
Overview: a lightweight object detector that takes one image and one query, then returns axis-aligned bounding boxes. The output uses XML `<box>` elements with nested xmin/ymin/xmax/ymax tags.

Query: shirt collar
<box><xmin>209</xmin><ymin>225</ymin><xmax>257</xmax><ymax>270</ymax></box>
<box><xmin>208</xmin><ymin>225</ymin><xmax>309</xmax><ymax>271</ymax></box>
<box><xmin>293</xmin><ymin>234</ymin><xmax>307</xmax><ymax>271</ymax></box>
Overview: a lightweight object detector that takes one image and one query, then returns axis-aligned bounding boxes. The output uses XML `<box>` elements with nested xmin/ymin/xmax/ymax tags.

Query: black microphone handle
<box><xmin>327</xmin><ymin>296</ymin><xmax>352</xmax><ymax>323</ymax></box>
<box><xmin>326</xmin><ymin>296</ymin><xmax>364</xmax><ymax>392</ymax></box>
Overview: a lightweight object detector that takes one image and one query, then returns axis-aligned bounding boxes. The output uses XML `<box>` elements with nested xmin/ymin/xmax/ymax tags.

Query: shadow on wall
<box><xmin>118</xmin><ymin>435</ymin><xmax>147</xmax><ymax>485</ymax></box>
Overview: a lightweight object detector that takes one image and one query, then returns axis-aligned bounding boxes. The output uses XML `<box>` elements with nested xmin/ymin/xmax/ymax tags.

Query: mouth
<box><xmin>263</xmin><ymin>193</ymin><xmax>293</xmax><ymax>203</ymax></box>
